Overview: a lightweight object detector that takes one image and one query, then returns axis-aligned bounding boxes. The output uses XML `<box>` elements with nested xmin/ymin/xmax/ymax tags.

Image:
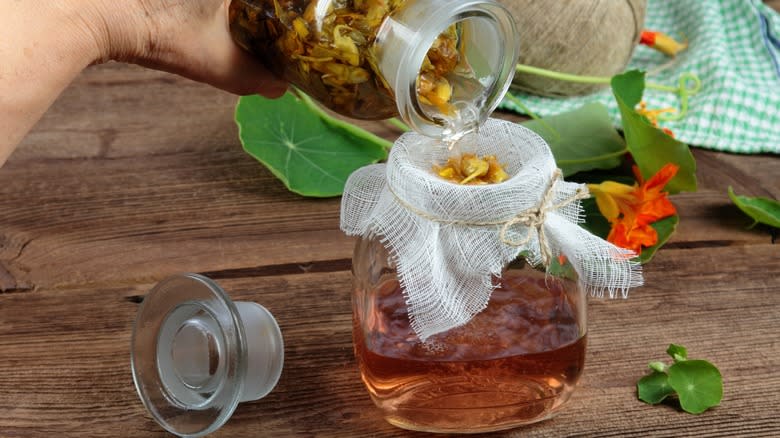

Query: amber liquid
<box><xmin>353</xmin><ymin>271</ymin><xmax>586</xmax><ymax>433</ymax></box>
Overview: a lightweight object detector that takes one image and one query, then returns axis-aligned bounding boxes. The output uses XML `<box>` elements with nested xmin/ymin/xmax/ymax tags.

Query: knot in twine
<box><xmin>499</xmin><ymin>168</ymin><xmax>589</xmax><ymax>265</ymax></box>
<box><xmin>390</xmin><ymin>168</ymin><xmax>590</xmax><ymax>268</ymax></box>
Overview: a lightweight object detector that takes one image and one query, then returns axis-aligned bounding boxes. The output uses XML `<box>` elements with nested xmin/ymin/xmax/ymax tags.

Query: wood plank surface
<box><xmin>1</xmin><ymin>140</ymin><xmax>774</xmax><ymax>292</ymax></box>
<box><xmin>2</xmin><ymin>2</ymin><xmax>780</xmax><ymax>436</ymax></box>
<box><xmin>1</xmin><ymin>244</ymin><xmax>778</xmax><ymax>437</ymax></box>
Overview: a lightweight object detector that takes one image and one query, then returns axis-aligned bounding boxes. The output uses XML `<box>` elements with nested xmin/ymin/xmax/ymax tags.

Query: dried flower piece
<box><xmin>333</xmin><ymin>25</ymin><xmax>361</xmax><ymax>66</ymax></box>
<box><xmin>460</xmin><ymin>155</ymin><xmax>490</xmax><ymax>184</ymax></box>
<box><xmin>427</xmin><ymin>26</ymin><xmax>460</xmax><ymax>76</ymax></box>
<box><xmin>434</xmin><ymin>153</ymin><xmax>509</xmax><ymax>185</ymax></box>
<box><xmin>486</xmin><ymin>157</ymin><xmax>509</xmax><ymax>184</ymax></box>
<box><xmin>416</xmin><ymin>24</ymin><xmax>461</xmax><ymax>115</ymax></box>
<box><xmin>292</xmin><ymin>17</ymin><xmax>310</xmax><ymax>40</ymax></box>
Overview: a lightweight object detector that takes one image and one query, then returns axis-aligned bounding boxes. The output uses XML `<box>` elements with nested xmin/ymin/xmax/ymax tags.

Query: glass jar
<box><xmin>351</xmin><ymin>236</ymin><xmax>587</xmax><ymax>433</ymax></box>
<box><xmin>228</xmin><ymin>0</ymin><xmax>518</xmax><ymax>139</ymax></box>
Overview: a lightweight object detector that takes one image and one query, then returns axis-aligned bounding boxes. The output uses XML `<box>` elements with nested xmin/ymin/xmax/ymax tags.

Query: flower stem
<box><xmin>515</xmin><ymin>64</ymin><xmax>611</xmax><ymax>86</ymax></box>
<box><xmin>503</xmin><ymin>93</ymin><xmax>559</xmax><ymax>140</ymax></box>
<box><xmin>387</xmin><ymin>118</ymin><xmax>411</xmax><ymax>132</ymax></box>
<box><xmin>514</xmin><ymin>64</ymin><xmax>690</xmax><ymax>93</ymax></box>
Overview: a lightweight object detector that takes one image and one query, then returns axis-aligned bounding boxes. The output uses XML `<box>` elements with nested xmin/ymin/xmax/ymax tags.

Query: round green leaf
<box><xmin>638</xmin><ymin>371</ymin><xmax>675</xmax><ymax>405</ymax></box>
<box><xmin>668</xmin><ymin>360</ymin><xmax>723</xmax><ymax>414</ymax></box>
<box><xmin>235</xmin><ymin>92</ymin><xmax>389</xmax><ymax>198</ymax></box>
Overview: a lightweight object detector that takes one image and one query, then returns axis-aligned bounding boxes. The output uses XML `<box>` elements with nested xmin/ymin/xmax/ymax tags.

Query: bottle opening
<box><xmin>415</xmin><ymin>14</ymin><xmax>509</xmax><ymax>143</ymax></box>
<box><xmin>379</xmin><ymin>0</ymin><xmax>519</xmax><ymax>142</ymax></box>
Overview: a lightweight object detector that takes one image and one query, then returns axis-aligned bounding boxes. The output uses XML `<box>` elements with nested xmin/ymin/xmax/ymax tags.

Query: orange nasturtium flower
<box><xmin>588</xmin><ymin>164</ymin><xmax>679</xmax><ymax>254</ymax></box>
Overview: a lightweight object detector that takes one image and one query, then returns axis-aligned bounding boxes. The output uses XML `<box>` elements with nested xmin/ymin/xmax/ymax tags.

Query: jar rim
<box><xmin>381</xmin><ymin>0</ymin><xmax>519</xmax><ymax>139</ymax></box>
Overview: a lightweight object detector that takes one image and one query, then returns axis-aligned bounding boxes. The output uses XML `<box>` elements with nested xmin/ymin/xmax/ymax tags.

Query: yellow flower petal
<box><xmin>593</xmin><ymin>190</ymin><xmax>621</xmax><ymax>222</ymax></box>
<box><xmin>596</xmin><ymin>181</ymin><xmax>635</xmax><ymax>197</ymax></box>
<box><xmin>588</xmin><ymin>181</ymin><xmax>636</xmax><ymax>222</ymax></box>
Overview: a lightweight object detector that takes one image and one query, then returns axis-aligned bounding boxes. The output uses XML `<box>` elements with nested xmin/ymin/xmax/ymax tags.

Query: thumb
<box><xmin>176</xmin><ymin>13</ymin><xmax>289</xmax><ymax>97</ymax></box>
<box><xmin>136</xmin><ymin>2</ymin><xmax>289</xmax><ymax>98</ymax></box>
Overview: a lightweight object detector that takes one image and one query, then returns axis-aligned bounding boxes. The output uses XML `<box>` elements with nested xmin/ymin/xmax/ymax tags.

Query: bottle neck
<box><xmin>375</xmin><ymin>0</ymin><xmax>519</xmax><ymax>140</ymax></box>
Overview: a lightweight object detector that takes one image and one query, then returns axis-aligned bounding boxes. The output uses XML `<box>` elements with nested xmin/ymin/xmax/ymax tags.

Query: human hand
<box><xmin>0</xmin><ymin>0</ymin><xmax>287</xmax><ymax>167</ymax></box>
<box><xmin>90</xmin><ymin>0</ymin><xmax>288</xmax><ymax>97</ymax></box>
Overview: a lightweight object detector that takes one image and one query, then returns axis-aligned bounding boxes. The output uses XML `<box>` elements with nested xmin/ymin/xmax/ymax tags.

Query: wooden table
<box><xmin>2</xmin><ymin>37</ymin><xmax>779</xmax><ymax>438</ymax></box>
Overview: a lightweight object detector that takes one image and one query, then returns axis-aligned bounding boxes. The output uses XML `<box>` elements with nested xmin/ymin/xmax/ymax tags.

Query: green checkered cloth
<box><xmin>500</xmin><ymin>0</ymin><xmax>780</xmax><ymax>154</ymax></box>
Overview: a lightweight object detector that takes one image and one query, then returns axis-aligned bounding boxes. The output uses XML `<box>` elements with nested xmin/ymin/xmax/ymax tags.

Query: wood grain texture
<box><xmin>1</xmin><ymin>143</ymin><xmax>774</xmax><ymax>292</ymax></box>
<box><xmin>10</xmin><ymin>63</ymin><xmax>399</xmax><ymax>163</ymax></box>
<box><xmin>1</xmin><ymin>244</ymin><xmax>778</xmax><ymax>437</ymax></box>
<box><xmin>3</xmin><ymin>123</ymin><xmax>777</xmax><ymax>292</ymax></box>
<box><xmin>2</xmin><ymin>2</ymin><xmax>780</xmax><ymax>436</ymax></box>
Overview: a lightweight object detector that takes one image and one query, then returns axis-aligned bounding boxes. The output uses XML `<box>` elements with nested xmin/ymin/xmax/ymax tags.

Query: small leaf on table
<box><xmin>522</xmin><ymin>102</ymin><xmax>627</xmax><ymax>177</ymax></box>
<box><xmin>728</xmin><ymin>186</ymin><xmax>780</xmax><ymax>228</ymax></box>
<box><xmin>638</xmin><ymin>371</ymin><xmax>675</xmax><ymax>404</ymax></box>
<box><xmin>611</xmin><ymin>71</ymin><xmax>697</xmax><ymax>194</ymax></box>
<box><xmin>235</xmin><ymin>92</ymin><xmax>389</xmax><ymax>198</ymax></box>
<box><xmin>666</xmin><ymin>343</ymin><xmax>688</xmax><ymax>362</ymax></box>
<box><xmin>668</xmin><ymin>360</ymin><xmax>723</xmax><ymax>414</ymax></box>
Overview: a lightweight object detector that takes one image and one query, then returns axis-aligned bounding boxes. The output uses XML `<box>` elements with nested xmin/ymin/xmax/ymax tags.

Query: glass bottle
<box><xmin>351</xmin><ymin>236</ymin><xmax>587</xmax><ymax>433</ymax></box>
<box><xmin>228</xmin><ymin>0</ymin><xmax>518</xmax><ymax>139</ymax></box>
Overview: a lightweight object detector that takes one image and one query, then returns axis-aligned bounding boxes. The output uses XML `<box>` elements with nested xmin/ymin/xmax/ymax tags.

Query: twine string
<box><xmin>388</xmin><ymin>168</ymin><xmax>589</xmax><ymax>267</ymax></box>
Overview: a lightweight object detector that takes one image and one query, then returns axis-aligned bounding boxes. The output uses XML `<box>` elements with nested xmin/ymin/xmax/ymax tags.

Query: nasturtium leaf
<box><xmin>668</xmin><ymin>360</ymin><xmax>723</xmax><ymax>414</ymax></box>
<box><xmin>235</xmin><ymin>92</ymin><xmax>389</xmax><ymax>197</ymax></box>
<box><xmin>637</xmin><ymin>371</ymin><xmax>675</xmax><ymax>404</ymax></box>
<box><xmin>611</xmin><ymin>71</ymin><xmax>697</xmax><ymax>194</ymax></box>
<box><xmin>667</xmin><ymin>343</ymin><xmax>688</xmax><ymax>362</ymax></box>
<box><xmin>579</xmin><ymin>198</ymin><xmax>612</xmax><ymax>239</ymax></box>
<box><xmin>637</xmin><ymin>215</ymin><xmax>679</xmax><ymax>264</ymax></box>
<box><xmin>728</xmin><ymin>186</ymin><xmax>780</xmax><ymax>228</ymax></box>
<box><xmin>522</xmin><ymin>103</ymin><xmax>627</xmax><ymax>177</ymax></box>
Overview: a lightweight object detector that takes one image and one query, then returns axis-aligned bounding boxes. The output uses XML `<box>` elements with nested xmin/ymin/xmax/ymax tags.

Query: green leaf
<box><xmin>235</xmin><ymin>92</ymin><xmax>389</xmax><ymax>197</ymax></box>
<box><xmin>579</xmin><ymin>198</ymin><xmax>611</xmax><ymax>239</ymax></box>
<box><xmin>638</xmin><ymin>371</ymin><xmax>675</xmax><ymax>405</ymax></box>
<box><xmin>611</xmin><ymin>71</ymin><xmax>697</xmax><ymax>194</ymax></box>
<box><xmin>728</xmin><ymin>186</ymin><xmax>780</xmax><ymax>228</ymax></box>
<box><xmin>522</xmin><ymin>103</ymin><xmax>627</xmax><ymax>177</ymax></box>
<box><xmin>546</xmin><ymin>254</ymin><xmax>578</xmax><ymax>281</ymax></box>
<box><xmin>649</xmin><ymin>361</ymin><xmax>667</xmax><ymax>373</ymax></box>
<box><xmin>668</xmin><ymin>360</ymin><xmax>723</xmax><ymax>414</ymax></box>
<box><xmin>637</xmin><ymin>214</ymin><xmax>679</xmax><ymax>264</ymax></box>
<box><xmin>667</xmin><ymin>344</ymin><xmax>688</xmax><ymax>362</ymax></box>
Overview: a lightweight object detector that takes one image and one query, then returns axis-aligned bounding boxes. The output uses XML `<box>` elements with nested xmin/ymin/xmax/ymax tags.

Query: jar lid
<box><xmin>131</xmin><ymin>274</ymin><xmax>284</xmax><ymax>437</ymax></box>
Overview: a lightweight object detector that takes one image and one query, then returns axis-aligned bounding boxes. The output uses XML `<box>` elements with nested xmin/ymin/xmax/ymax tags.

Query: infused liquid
<box><xmin>353</xmin><ymin>270</ymin><xmax>586</xmax><ymax>433</ymax></box>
